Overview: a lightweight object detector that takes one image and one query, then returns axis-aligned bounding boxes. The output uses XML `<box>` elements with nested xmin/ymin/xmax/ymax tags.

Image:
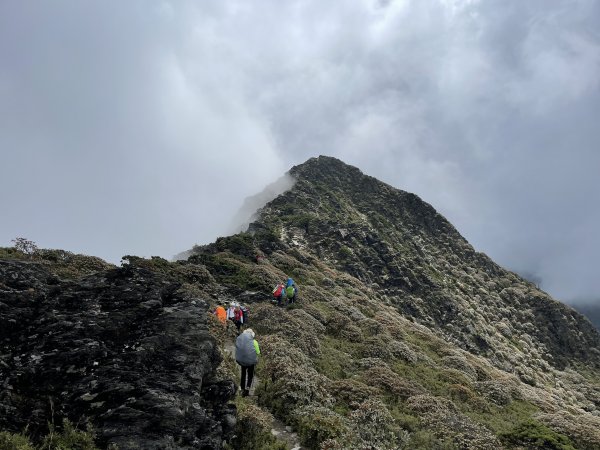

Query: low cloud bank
<box><xmin>228</xmin><ymin>174</ymin><xmax>297</xmax><ymax>235</ymax></box>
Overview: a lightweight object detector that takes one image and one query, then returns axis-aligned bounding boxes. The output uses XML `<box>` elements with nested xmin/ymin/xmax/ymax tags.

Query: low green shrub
<box><xmin>0</xmin><ymin>419</ymin><xmax>98</xmax><ymax>450</ymax></box>
<box><xmin>287</xmin><ymin>214</ymin><xmax>315</xmax><ymax>232</ymax></box>
<box><xmin>406</xmin><ymin>431</ymin><xmax>458</xmax><ymax>450</ymax></box>
<box><xmin>294</xmin><ymin>406</ymin><xmax>348</xmax><ymax>448</ymax></box>
<box><xmin>338</xmin><ymin>246</ymin><xmax>352</xmax><ymax>260</ymax></box>
<box><xmin>190</xmin><ymin>254</ymin><xmax>265</xmax><ymax>291</ymax></box>
<box><xmin>41</xmin><ymin>419</ymin><xmax>98</xmax><ymax>450</ymax></box>
<box><xmin>215</xmin><ymin>234</ymin><xmax>256</xmax><ymax>260</ymax></box>
<box><xmin>0</xmin><ymin>431</ymin><xmax>34</xmax><ymax>450</ymax></box>
<box><xmin>465</xmin><ymin>400</ymin><xmax>539</xmax><ymax>436</ymax></box>
<box><xmin>227</xmin><ymin>402</ymin><xmax>287</xmax><ymax>450</ymax></box>
<box><xmin>0</xmin><ymin>247</ymin><xmax>28</xmax><ymax>261</ymax></box>
<box><xmin>390</xmin><ymin>410</ymin><xmax>420</xmax><ymax>432</ymax></box>
<box><xmin>314</xmin><ymin>346</ymin><xmax>352</xmax><ymax>380</ymax></box>
<box><xmin>499</xmin><ymin>419</ymin><xmax>576</xmax><ymax>450</ymax></box>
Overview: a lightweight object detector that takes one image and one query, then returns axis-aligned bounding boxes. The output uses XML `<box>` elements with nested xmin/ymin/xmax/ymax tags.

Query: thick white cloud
<box><xmin>1</xmin><ymin>0</ymin><xmax>599</xmax><ymax>302</ymax></box>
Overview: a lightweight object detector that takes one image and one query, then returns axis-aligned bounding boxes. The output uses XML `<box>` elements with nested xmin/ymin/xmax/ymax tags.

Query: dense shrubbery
<box><xmin>499</xmin><ymin>419</ymin><xmax>576</xmax><ymax>450</ymax></box>
<box><xmin>0</xmin><ymin>431</ymin><xmax>34</xmax><ymax>450</ymax></box>
<box><xmin>328</xmin><ymin>379</ymin><xmax>379</xmax><ymax>409</ymax></box>
<box><xmin>210</xmin><ymin>267</ymin><xmax>582</xmax><ymax>449</ymax></box>
<box><xmin>188</xmin><ymin>253</ymin><xmax>268</xmax><ymax>291</ymax></box>
<box><xmin>257</xmin><ymin>335</ymin><xmax>333</xmax><ymax>417</ymax></box>
<box><xmin>122</xmin><ymin>255</ymin><xmax>215</xmax><ymax>285</ymax></box>
<box><xmin>348</xmin><ymin>399</ymin><xmax>406</xmax><ymax>449</ymax></box>
<box><xmin>536</xmin><ymin>411</ymin><xmax>600</xmax><ymax>450</ymax></box>
<box><xmin>0</xmin><ymin>419</ymin><xmax>98</xmax><ymax>450</ymax></box>
<box><xmin>216</xmin><ymin>234</ymin><xmax>256</xmax><ymax>258</ymax></box>
<box><xmin>294</xmin><ymin>406</ymin><xmax>348</xmax><ymax>448</ymax></box>
<box><xmin>474</xmin><ymin>380</ymin><xmax>518</xmax><ymax>406</ymax></box>
<box><xmin>0</xmin><ymin>247</ymin><xmax>27</xmax><ymax>260</ymax></box>
<box><xmin>361</xmin><ymin>366</ymin><xmax>425</xmax><ymax>400</ymax></box>
<box><xmin>1</xmin><ymin>244</ymin><xmax>113</xmax><ymax>279</ymax></box>
<box><xmin>227</xmin><ymin>402</ymin><xmax>287</xmax><ymax>450</ymax></box>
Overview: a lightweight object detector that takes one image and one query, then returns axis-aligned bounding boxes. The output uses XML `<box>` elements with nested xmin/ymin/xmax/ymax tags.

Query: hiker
<box><xmin>272</xmin><ymin>283</ymin><xmax>286</xmax><ymax>306</ymax></box>
<box><xmin>214</xmin><ymin>303</ymin><xmax>227</xmax><ymax>325</ymax></box>
<box><xmin>241</xmin><ymin>305</ymin><xmax>249</xmax><ymax>325</ymax></box>
<box><xmin>226</xmin><ymin>303</ymin><xmax>236</xmax><ymax>321</ymax></box>
<box><xmin>235</xmin><ymin>328</ymin><xmax>260</xmax><ymax>397</ymax></box>
<box><xmin>285</xmin><ymin>277</ymin><xmax>297</xmax><ymax>304</ymax></box>
<box><xmin>233</xmin><ymin>304</ymin><xmax>244</xmax><ymax>334</ymax></box>
<box><xmin>286</xmin><ymin>284</ymin><xmax>297</xmax><ymax>304</ymax></box>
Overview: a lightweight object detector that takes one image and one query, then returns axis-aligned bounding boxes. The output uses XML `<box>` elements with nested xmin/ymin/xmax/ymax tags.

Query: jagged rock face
<box><xmin>249</xmin><ymin>156</ymin><xmax>600</xmax><ymax>371</ymax></box>
<box><xmin>0</xmin><ymin>260</ymin><xmax>234</xmax><ymax>449</ymax></box>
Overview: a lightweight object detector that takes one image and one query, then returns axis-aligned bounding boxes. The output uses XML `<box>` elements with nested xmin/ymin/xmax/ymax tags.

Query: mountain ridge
<box><xmin>236</xmin><ymin>156</ymin><xmax>600</xmax><ymax>369</ymax></box>
<box><xmin>183</xmin><ymin>155</ymin><xmax>600</xmax><ymax>447</ymax></box>
<box><xmin>2</xmin><ymin>155</ymin><xmax>600</xmax><ymax>449</ymax></box>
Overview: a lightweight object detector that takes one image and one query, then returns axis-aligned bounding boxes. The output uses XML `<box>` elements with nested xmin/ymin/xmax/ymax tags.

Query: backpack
<box><xmin>273</xmin><ymin>284</ymin><xmax>283</xmax><ymax>298</ymax></box>
<box><xmin>234</xmin><ymin>308</ymin><xmax>243</xmax><ymax>322</ymax></box>
<box><xmin>286</xmin><ymin>286</ymin><xmax>295</xmax><ymax>298</ymax></box>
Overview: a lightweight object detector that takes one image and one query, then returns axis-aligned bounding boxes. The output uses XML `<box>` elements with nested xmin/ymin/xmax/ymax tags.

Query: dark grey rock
<box><xmin>0</xmin><ymin>259</ymin><xmax>234</xmax><ymax>449</ymax></box>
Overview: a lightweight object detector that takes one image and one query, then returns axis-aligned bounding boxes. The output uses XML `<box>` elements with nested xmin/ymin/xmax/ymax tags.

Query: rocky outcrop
<box><xmin>0</xmin><ymin>259</ymin><xmax>234</xmax><ymax>449</ymax></box>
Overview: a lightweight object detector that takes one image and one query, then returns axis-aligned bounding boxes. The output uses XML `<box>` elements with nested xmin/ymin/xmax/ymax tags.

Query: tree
<box><xmin>11</xmin><ymin>237</ymin><xmax>38</xmax><ymax>256</ymax></box>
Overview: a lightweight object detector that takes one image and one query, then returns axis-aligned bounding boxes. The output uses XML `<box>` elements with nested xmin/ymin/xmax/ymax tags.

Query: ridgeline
<box><xmin>2</xmin><ymin>156</ymin><xmax>600</xmax><ymax>449</ymax></box>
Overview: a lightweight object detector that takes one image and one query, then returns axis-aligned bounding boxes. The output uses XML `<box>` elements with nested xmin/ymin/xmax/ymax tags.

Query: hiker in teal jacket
<box><xmin>235</xmin><ymin>328</ymin><xmax>260</xmax><ymax>396</ymax></box>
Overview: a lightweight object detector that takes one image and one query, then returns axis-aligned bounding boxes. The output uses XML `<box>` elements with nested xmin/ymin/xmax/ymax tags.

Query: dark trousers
<box><xmin>240</xmin><ymin>364</ymin><xmax>255</xmax><ymax>390</ymax></box>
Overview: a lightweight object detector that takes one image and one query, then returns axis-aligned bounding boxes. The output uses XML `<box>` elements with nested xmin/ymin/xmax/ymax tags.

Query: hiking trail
<box><xmin>225</xmin><ymin>340</ymin><xmax>305</xmax><ymax>450</ymax></box>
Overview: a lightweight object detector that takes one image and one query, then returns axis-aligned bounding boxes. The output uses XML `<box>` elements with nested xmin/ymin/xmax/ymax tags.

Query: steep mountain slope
<box><xmin>190</xmin><ymin>156</ymin><xmax>600</xmax><ymax>449</ymax></box>
<box><xmin>280</xmin><ymin>157</ymin><xmax>600</xmax><ymax>368</ymax></box>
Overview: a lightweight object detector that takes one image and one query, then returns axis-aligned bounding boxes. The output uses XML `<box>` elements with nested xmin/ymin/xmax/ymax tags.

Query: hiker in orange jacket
<box><xmin>214</xmin><ymin>303</ymin><xmax>227</xmax><ymax>325</ymax></box>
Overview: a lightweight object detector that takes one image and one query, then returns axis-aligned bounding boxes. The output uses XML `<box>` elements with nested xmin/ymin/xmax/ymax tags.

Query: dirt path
<box><xmin>225</xmin><ymin>341</ymin><xmax>304</xmax><ymax>450</ymax></box>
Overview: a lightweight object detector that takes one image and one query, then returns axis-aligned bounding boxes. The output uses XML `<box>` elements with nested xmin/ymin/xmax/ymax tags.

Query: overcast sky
<box><xmin>1</xmin><ymin>0</ymin><xmax>599</xmax><ymax>304</ymax></box>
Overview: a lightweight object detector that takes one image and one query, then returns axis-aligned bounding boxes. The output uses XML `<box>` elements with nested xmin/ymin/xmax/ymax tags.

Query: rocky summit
<box><xmin>2</xmin><ymin>156</ymin><xmax>600</xmax><ymax>449</ymax></box>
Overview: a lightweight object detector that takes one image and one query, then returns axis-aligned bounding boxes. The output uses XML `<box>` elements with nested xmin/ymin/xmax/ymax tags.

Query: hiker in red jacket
<box><xmin>272</xmin><ymin>283</ymin><xmax>286</xmax><ymax>306</ymax></box>
<box><xmin>233</xmin><ymin>305</ymin><xmax>244</xmax><ymax>334</ymax></box>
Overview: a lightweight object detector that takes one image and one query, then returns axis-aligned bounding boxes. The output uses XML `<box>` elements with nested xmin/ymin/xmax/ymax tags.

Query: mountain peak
<box><xmin>221</xmin><ymin>156</ymin><xmax>600</xmax><ymax>369</ymax></box>
<box><xmin>288</xmin><ymin>155</ymin><xmax>384</xmax><ymax>196</ymax></box>
<box><xmin>260</xmin><ymin>156</ymin><xmax>466</xmax><ymax>266</ymax></box>
<box><xmin>290</xmin><ymin>155</ymin><xmax>364</xmax><ymax>180</ymax></box>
